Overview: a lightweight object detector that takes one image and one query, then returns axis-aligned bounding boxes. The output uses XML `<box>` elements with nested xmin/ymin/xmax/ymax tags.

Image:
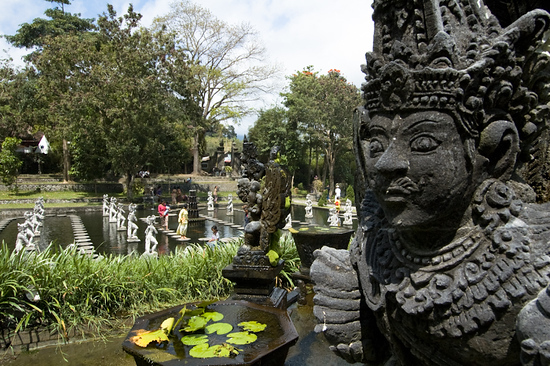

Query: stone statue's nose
<box><xmin>374</xmin><ymin>142</ymin><xmax>408</xmax><ymax>176</ymax></box>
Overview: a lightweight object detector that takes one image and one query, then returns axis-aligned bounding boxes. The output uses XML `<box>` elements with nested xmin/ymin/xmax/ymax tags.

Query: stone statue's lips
<box><xmin>384</xmin><ymin>177</ymin><xmax>419</xmax><ymax>196</ymax></box>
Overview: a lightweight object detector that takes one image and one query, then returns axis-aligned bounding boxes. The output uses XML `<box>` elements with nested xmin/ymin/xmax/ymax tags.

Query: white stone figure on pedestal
<box><xmin>109</xmin><ymin>197</ymin><xmax>117</xmax><ymax>223</ymax></box>
<box><xmin>102</xmin><ymin>194</ymin><xmax>109</xmax><ymax>216</ymax></box>
<box><xmin>227</xmin><ymin>194</ymin><xmax>234</xmax><ymax>215</ymax></box>
<box><xmin>127</xmin><ymin>203</ymin><xmax>139</xmax><ymax>240</ymax></box>
<box><xmin>328</xmin><ymin>207</ymin><xmax>341</xmax><ymax>227</ymax></box>
<box><xmin>207</xmin><ymin>191</ymin><xmax>214</xmax><ymax>211</ymax></box>
<box><xmin>305</xmin><ymin>194</ymin><xmax>313</xmax><ymax>218</ymax></box>
<box><xmin>15</xmin><ymin>223</ymin><xmax>30</xmax><ymax>254</ymax></box>
<box><xmin>283</xmin><ymin>213</ymin><xmax>292</xmax><ymax>230</ymax></box>
<box><xmin>143</xmin><ymin>215</ymin><xmax>158</xmax><ymax>256</ymax></box>
<box><xmin>22</xmin><ymin>212</ymin><xmax>36</xmax><ymax>243</ymax></box>
<box><xmin>116</xmin><ymin>203</ymin><xmax>126</xmax><ymax>230</ymax></box>
<box><xmin>343</xmin><ymin>199</ymin><xmax>353</xmax><ymax>226</ymax></box>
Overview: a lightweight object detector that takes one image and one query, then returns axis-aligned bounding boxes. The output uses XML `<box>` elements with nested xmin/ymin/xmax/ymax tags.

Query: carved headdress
<box><xmin>361</xmin><ymin>0</ymin><xmax>550</xmax><ymax>164</ymax></box>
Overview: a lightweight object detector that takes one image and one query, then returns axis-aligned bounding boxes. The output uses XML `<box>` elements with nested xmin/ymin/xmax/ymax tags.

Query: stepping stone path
<box><xmin>68</xmin><ymin>214</ymin><xmax>99</xmax><ymax>259</ymax></box>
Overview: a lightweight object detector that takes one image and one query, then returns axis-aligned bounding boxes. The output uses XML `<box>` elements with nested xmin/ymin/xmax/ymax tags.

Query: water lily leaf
<box><xmin>266</xmin><ymin>250</ymin><xmax>279</xmax><ymax>266</ymax></box>
<box><xmin>160</xmin><ymin>317</ymin><xmax>175</xmax><ymax>334</ymax></box>
<box><xmin>186</xmin><ymin>308</ymin><xmax>205</xmax><ymax>317</ymax></box>
<box><xmin>189</xmin><ymin>343</ymin><xmax>240</xmax><ymax>358</ymax></box>
<box><xmin>130</xmin><ymin>329</ymin><xmax>169</xmax><ymax>348</ymax></box>
<box><xmin>173</xmin><ymin>306</ymin><xmax>187</xmax><ymax>331</ymax></box>
<box><xmin>181</xmin><ymin>334</ymin><xmax>209</xmax><ymax>346</ymax></box>
<box><xmin>205</xmin><ymin>322</ymin><xmax>233</xmax><ymax>335</ymax></box>
<box><xmin>238</xmin><ymin>321</ymin><xmax>267</xmax><ymax>332</ymax></box>
<box><xmin>183</xmin><ymin>316</ymin><xmax>207</xmax><ymax>332</ymax></box>
<box><xmin>202</xmin><ymin>311</ymin><xmax>224</xmax><ymax>322</ymax></box>
<box><xmin>226</xmin><ymin>331</ymin><xmax>257</xmax><ymax>345</ymax></box>
<box><xmin>299</xmin><ymin>227</ymin><xmax>309</xmax><ymax>231</ymax></box>
<box><xmin>288</xmin><ymin>228</ymin><xmax>299</xmax><ymax>234</ymax></box>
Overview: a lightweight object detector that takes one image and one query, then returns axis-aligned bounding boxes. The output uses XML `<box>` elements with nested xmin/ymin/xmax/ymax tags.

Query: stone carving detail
<box><xmin>305</xmin><ymin>194</ymin><xmax>313</xmax><ymax>218</ymax></box>
<box><xmin>226</xmin><ymin>194</ymin><xmax>234</xmax><ymax>215</ymax></box>
<box><xmin>234</xmin><ymin>138</ymin><xmax>291</xmax><ymax>266</ymax></box>
<box><xmin>311</xmin><ymin>1</ymin><xmax>550</xmax><ymax>365</ymax></box>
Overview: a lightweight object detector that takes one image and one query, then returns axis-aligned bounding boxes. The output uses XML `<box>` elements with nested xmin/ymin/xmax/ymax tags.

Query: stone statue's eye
<box><xmin>410</xmin><ymin>135</ymin><xmax>440</xmax><ymax>152</ymax></box>
<box><xmin>369</xmin><ymin>139</ymin><xmax>385</xmax><ymax>157</ymax></box>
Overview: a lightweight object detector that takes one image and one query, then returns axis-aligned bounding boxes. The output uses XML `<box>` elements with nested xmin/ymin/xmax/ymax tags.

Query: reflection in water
<box><xmin>0</xmin><ymin>205</ymin><xmax>356</xmax><ymax>256</ymax></box>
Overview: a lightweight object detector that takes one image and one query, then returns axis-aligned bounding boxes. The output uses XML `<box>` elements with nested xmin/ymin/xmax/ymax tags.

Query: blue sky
<box><xmin>0</xmin><ymin>0</ymin><xmax>374</xmax><ymax>136</ymax></box>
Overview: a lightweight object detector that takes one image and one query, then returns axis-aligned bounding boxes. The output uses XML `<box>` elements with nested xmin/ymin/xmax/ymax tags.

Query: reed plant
<box><xmin>0</xmin><ymin>234</ymin><xmax>301</xmax><ymax>342</ymax></box>
<box><xmin>0</xmin><ymin>241</ymin><xmax>238</xmax><ymax>340</ymax></box>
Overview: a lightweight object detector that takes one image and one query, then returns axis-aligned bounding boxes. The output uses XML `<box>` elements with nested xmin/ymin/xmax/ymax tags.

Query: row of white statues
<box><xmin>103</xmin><ymin>194</ymin><xmax>157</xmax><ymax>256</ymax></box>
<box><xmin>15</xmin><ymin>197</ymin><xmax>45</xmax><ymax>253</ymax></box>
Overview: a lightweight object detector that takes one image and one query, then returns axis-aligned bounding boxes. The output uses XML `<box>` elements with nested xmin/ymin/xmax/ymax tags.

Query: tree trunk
<box><xmin>126</xmin><ymin>172</ymin><xmax>134</xmax><ymax>200</ymax></box>
<box><xmin>192</xmin><ymin>131</ymin><xmax>201</xmax><ymax>175</ymax></box>
<box><xmin>62</xmin><ymin>138</ymin><xmax>70</xmax><ymax>182</ymax></box>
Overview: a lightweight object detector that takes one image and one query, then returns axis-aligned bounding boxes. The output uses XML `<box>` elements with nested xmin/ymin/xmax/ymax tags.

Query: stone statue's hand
<box><xmin>517</xmin><ymin>287</ymin><xmax>550</xmax><ymax>366</ymax></box>
<box><xmin>311</xmin><ymin>246</ymin><xmax>379</xmax><ymax>364</ymax></box>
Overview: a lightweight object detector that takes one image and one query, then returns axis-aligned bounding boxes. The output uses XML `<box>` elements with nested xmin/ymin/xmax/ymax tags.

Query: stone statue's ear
<box><xmin>478</xmin><ymin>120</ymin><xmax>519</xmax><ymax>180</ymax></box>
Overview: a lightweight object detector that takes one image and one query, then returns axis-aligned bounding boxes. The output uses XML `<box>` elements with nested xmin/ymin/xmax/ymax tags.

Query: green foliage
<box><xmin>346</xmin><ymin>184</ymin><xmax>355</xmax><ymax>205</ymax></box>
<box><xmin>0</xmin><ymin>137</ymin><xmax>23</xmax><ymax>190</ymax></box>
<box><xmin>318</xmin><ymin>190</ymin><xmax>328</xmax><ymax>207</ymax></box>
<box><xmin>0</xmin><ymin>241</ymin><xmax>238</xmax><ymax>338</ymax></box>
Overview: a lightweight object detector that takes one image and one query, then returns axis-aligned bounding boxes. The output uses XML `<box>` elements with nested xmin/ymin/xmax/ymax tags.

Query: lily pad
<box><xmin>288</xmin><ymin>228</ymin><xmax>299</xmax><ymax>234</ymax></box>
<box><xmin>181</xmin><ymin>334</ymin><xmax>209</xmax><ymax>346</ymax></box>
<box><xmin>130</xmin><ymin>328</ymin><xmax>169</xmax><ymax>348</ymax></box>
<box><xmin>189</xmin><ymin>343</ymin><xmax>240</xmax><ymax>358</ymax></box>
<box><xmin>201</xmin><ymin>311</ymin><xmax>224</xmax><ymax>322</ymax></box>
<box><xmin>160</xmin><ymin>317</ymin><xmax>175</xmax><ymax>334</ymax></box>
<box><xmin>238</xmin><ymin>321</ymin><xmax>267</xmax><ymax>332</ymax></box>
<box><xmin>182</xmin><ymin>316</ymin><xmax>207</xmax><ymax>332</ymax></box>
<box><xmin>226</xmin><ymin>331</ymin><xmax>257</xmax><ymax>345</ymax></box>
<box><xmin>205</xmin><ymin>322</ymin><xmax>233</xmax><ymax>335</ymax></box>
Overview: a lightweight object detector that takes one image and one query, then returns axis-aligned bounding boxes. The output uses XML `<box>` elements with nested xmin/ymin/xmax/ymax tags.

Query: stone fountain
<box><xmin>311</xmin><ymin>1</ymin><xmax>550</xmax><ymax>365</ymax></box>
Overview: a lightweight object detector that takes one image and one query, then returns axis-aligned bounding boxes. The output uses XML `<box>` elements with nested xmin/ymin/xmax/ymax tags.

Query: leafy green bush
<box><xmin>346</xmin><ymin>184</ymin><xmax>355</xmax><ymax>205</ymax></box>
<box><xmin>318</xmin><ymin>190</ymin><xmax>328</xmax><ymax>207</ymax></box>
<box><xmin>0</xmin><ymin>137</ymin><xmax>22</xmax><ymax>191</ymax></box>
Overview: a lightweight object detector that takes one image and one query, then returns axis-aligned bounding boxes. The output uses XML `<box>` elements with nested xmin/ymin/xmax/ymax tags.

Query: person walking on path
<box><xmin>176</xmin><ymin>203</ymin><xmax>189</xmax><ymax>239</ymax></box>
<box><xmin>158</xmin><ymin>201</ymin><xmax>169</xmax><ymax>230</ymax></box>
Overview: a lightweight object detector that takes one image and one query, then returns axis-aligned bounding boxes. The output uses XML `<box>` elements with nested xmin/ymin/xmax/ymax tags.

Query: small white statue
<box><xmin>22</xmin><ymin>212</ymin><xmax>36</xmax><ymax>243</ymax></box>
<box><xmin>127</xmin><ymin>203</ymin><xmax>139</xmax><ymax>239</ymax></box>
<box><xmin>305</xmin><ymin>194</ymin><xmax>313</xmax><ymax>218</ymax></box>
<box><xmin>15</xmin><ymin>223</ymin><xmax>30</xmax><ymax>254</ymax></box>
<box><xmin>116</xmin><ymin>203</ymin><xmax>126</xmax><ymax>230</ymax></box>
<box><xmin>102</xmin><ymin>194</ymin><xmax>109</xmax><ymax>216</ymax></box>
<box><xmin>143</xmin><ymin>215</ymin><xmax>158</xmax><ymax>255</ymax></box>
<box><xmin>207</xmin><ymin>191</ymin><xmax>214</xmax><ymax>211</ymax></box>
<box><xmin>343</xmin><ymin>199</ymin><xmax>353</xmax><ymax>226</ymax></box>
<box><xmin>283</xmin><ymin>213</ymin><xmax>292</xmax><ymax>230</ymax></box>
<box><xmin>109</xmin><ymin>197</ymin><xmax>118</xmax><ymax>223</ymax></box>
<box><xmin>328</xmin><ymin>207</ymin><xmax>341</xmax><ymax>227</ymax></box>
<box><xmin>227</xmin><ymin>194</ymin><xmax>234</xmax><ymax>215</ymax></box>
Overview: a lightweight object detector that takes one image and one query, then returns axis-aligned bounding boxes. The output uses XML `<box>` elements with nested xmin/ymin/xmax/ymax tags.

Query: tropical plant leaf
<box><xmin>226</xmin><ymin>331</ymin><xmax>257</xmax><ymax>345</ymax></box>
<box><xmin>239</xmin><ymin>321</ymin><xmax>267</xmax><ymax>332</ymax></box>
<box><xmin>130</xmin><ymin>328</ymin><xmax>169</xmax><ymax>348</ymax></box>
<box><xmin>160</xmin><ymin>317</ymin><xmax>175</xmax><ymax>334</ymax></box>
<box><xmin>205</xmin><ymin>322</ymin><xmax>233</xmax><ymax>335</ymax></box>
<box><xmin>266</xmin><ymin>250</ymin><xmax>279</xmax><ymax>266</ymax></box>
<box><xmin>182</xmin><ymin>315</ymin><xmax>207</xmax><ymax>332</ymax></box>
<box><xmin>189</xmin><ymin>343</ymin><xmax>240</xmax><ymax>358</ymax></box>
<box><xmin>181</xmin><ymin>334</ymin><xmax>209</xmax><ymax>346</ymax></box>
<box><xmin>202</xmin><ymin>311</ymin><xmax>224</xmax><ymax>322</ymax></box>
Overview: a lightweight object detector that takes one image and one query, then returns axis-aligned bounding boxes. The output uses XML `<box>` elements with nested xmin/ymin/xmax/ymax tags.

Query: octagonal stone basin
<box><xmin>290</xmin><ymin>226</ymin><xmax>354</xmax><ymax>278</ymax></box>
<box><xmin>122</xmin><ymin>300</ymin><xmax>298</xmax><ymax>366</ymax></box>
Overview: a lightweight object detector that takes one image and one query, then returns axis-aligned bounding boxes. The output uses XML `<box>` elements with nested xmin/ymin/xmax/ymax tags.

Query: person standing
<box><xmin>213</xmin><ymin>185</ymin><xmax>219</xmax><ymax>204</ymax></box>
<box><xmin>176</xmin><ymin>203</ymin><xmax>189</xmax><ymax>239</ymax></box>
<box><xmin>208</xmin><ymin>225</ymin><xmax>219</xmax><ymax>246</ymax></box>
<box><xmin>158</xmin><ymin>201</ymin><xmax>169</xmax><ymax>230</ymax></box>
<box><xmin>334</xmin><ymin>184</ymin><xmax>341</xmax><ymax>201</ymax></box>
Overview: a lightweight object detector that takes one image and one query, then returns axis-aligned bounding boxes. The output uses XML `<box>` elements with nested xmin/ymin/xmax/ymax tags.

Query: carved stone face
<box><xmin>363</xmin><ymin>111</ymin><xmax>474</xmax><ymax>235</ymax></box>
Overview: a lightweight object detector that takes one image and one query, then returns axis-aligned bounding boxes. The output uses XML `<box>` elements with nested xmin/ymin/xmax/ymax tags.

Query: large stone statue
<box><xmin>311</xmin><ymin>1</ymin><xmax>550</xmax><ymax>365</ymax></box>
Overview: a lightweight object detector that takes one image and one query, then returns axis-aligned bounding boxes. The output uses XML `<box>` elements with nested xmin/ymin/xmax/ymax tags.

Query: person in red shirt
<box><xmin>158</xmin><ymin>201</ymin><xmax>169</xmax><ymax>230</ymax></box>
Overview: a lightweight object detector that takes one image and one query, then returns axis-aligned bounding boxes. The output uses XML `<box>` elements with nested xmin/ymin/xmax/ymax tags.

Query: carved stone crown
<box><xmin>362</xmin><ymin>0</ymin><xmax>550</xmax><ymax>159</ymax></box>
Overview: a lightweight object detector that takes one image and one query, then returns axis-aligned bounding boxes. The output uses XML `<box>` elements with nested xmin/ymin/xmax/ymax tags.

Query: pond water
<box><xmin>0</xmin><ymin>204</ymin><xmax>356</xmax><ymax>256</ymax></box>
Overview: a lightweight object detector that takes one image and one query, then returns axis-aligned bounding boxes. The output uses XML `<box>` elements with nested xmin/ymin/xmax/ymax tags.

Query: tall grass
<box><xmin>0</xmin><ymin>241</ymin><xmax>238</xmax><ymax>339</ymax></box>
<box><xmin>0</xmin><ymin>235</ymin><xmax>301</xmax><ymax>340</ymax></box>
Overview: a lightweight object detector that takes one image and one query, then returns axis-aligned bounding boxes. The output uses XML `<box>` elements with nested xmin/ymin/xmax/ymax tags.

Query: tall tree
<box><xmin>153</xmin><ymin>0</ymin><xmax>279</xmax><ymax>174</ymax></box>
<box><xmin>282</xmin><ymin>67</ymin><xmax>361</xmax><ymax>197</ymax></box>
